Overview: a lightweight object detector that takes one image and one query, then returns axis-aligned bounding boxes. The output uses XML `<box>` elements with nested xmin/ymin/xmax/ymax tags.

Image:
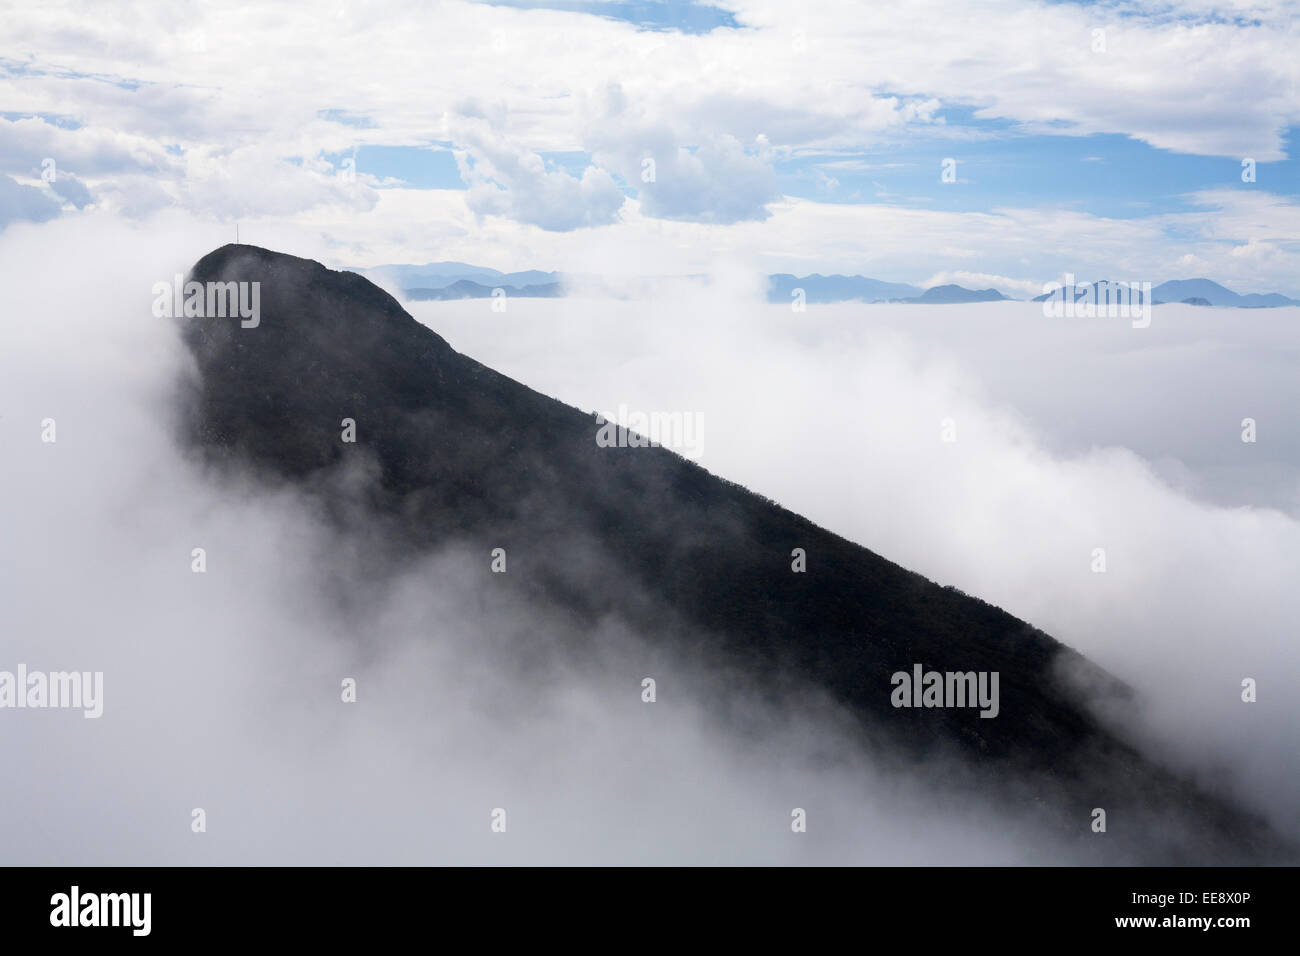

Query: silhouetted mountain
<box><xmin>898</xmin><ymin>285</ymin><xmax>1010</xmax><ymax>304</ymax></box>
<box><xmin>405</xmin><ymin>279</ymin><xmax>563</xmax><ymax>300</ymax></box>
<box><xmin>177</xmin><ymin>244</ymin><xmax>1284</xmax><ymax>863</ymax></box>
<box><xmin>1180</xmin><ymin>297</ymin><xmax>1212</xmax><ymax>306</ymax></box>
<box><xmin>767</xmin><ymin>273</ymin><xmax>922</xmax><ymax>304</ymax></box>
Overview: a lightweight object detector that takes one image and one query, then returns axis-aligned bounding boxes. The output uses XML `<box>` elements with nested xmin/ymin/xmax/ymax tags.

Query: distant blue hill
<box><xmin>897</xmin><ymin>284</ymin><xmax>1010</xmax><ymax>304</ymax></box>
<box><xmin>767</xmin><ymin>274</ymin><xmax>922</xmax><ymax>303</ymax></box>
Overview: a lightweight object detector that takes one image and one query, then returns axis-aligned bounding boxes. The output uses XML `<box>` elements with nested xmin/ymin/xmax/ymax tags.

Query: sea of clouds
<box><xmin>2</xmin><ymin>212</ymin><xmax>1296</xmax><ymax>863</ymax></box>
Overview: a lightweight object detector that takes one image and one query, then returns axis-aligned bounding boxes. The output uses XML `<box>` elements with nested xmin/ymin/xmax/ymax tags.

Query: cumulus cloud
<box><xmin>919</xmin><ymin>271</ymin><xmax>1043</xmax><ymax>298</ymax></box>
<box><xmin>593</xmin><ymin>129</ymin><xmax>779</xmax><ymax>224</ymax></box>
<box><xmin>0</xmin><ymin>115</ymin><xmax>177</xmax><ymax>180</ymax></box>
<box><xmin>178</xmin><ymin>146</ymin><xmax>380</xmax><ymax>220</ymax></box>
<box><xmin>580</xmin><ymin>83</ymin><xmax>781</xmax><ymax>224</ymax></box>
<box><xmin>2</xmin><ymin>1</ymin><xmax>1297</xmax><ymax>280</ymax></box>
<box><xmin>451</xmin><ymin>118</ymin><xmax>625</xmax><ymax>231</ymax></box>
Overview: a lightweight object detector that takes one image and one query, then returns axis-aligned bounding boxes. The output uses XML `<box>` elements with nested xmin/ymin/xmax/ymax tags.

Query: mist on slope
<box><xmin>415</xmin><ymin>279</ymin><xmax>1300</xmax><ymax>845</ymax></box>
<box><xmin>0</xmin><ymin>212</ymin><xmax>1293</xmax><ymax>863</ymax></box>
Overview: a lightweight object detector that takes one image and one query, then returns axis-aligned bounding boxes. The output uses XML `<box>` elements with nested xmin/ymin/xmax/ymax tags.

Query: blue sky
<box><xmin>479</xmin><ymin>0</ymin><xmax>742</xmax><ymax>32</ymax></box>
<box><xmin>318</xmin><ymin>125</ymin><xmax>1300</xmax><ymax>220</ymax></box>
<box><xmin>2</xmin><ymin>0</ymin><xmax>1298</xmax><ymax>295</ymax></box>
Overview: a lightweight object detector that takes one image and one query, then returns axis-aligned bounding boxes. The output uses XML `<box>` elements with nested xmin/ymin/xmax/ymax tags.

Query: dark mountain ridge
<box><xmin>176</xmin><ymin>244</ymin><xmax>1284</xmax><ymax>863</ymax></box>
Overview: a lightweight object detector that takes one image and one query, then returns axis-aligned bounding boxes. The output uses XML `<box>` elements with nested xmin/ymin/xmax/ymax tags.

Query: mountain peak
<box><xmin>181</xmin><ymin>244</ymin><xmax>461</xmax><ymax>479</ymax></box>
<box><xmin>190</xmin><ymin>244</ymin><xmax>433</xmax><ymax>338</ymax></box>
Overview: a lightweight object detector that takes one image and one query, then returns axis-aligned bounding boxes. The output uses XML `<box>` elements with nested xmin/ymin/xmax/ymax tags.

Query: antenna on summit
<box><xmin>236</xmin><ymin>222</ymin><xmax>240</xmax><ymax>245</ymax></box>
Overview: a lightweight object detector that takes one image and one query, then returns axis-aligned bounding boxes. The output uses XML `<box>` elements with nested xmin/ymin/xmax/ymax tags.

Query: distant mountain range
<box><xmin>1150</xmin><ymin>278</ymin><xmax>1298</xmax><ymax>308</ymax></box>
<box><xmin>350</xmin><ymin>262</ymin><xmax>563</xmax><ymax>300</ymax></box>
<box><xmin>405</xmin><ymin>279</ymin><xmax>563</xmax><ymax>301</ymax></box>
<box><xmin>766</xmin><ymin>273</ymin><xmax>923</xmax><ymax>303</ymax></box>
<box><xmin>1032</xmin><ymin>278</ymin><xmax>1299</xmax><ymax>307</ymax></box>
<box><xmin>1029</xmin><ymin>278</ymin><xmax>1294</xmax><ymax>308</ymax></box>
<box><xmin>354</xmin><ymin>262</ymin><xmax>560</xmax><ymax>290</ymax></box>
<box><xmin>767</xmin><ymin>276</ymin><xmax>1008</xmax><ymax>304</ymax></box>
<box><xmin>351</xmin><ymin>262</ymin><xmax>1299</xmax><ymax>307</ymax></box>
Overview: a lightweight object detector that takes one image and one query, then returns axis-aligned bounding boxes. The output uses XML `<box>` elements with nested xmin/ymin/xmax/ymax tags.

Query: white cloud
<box><xmin>450</xmin><ymin>117</ymin><xmax>625</xmax><ymax>231</ymax></box>
<box><xmin>591</xmin><ymin>127</ymin><xmax>780</xmax><ymax>224</ymax></box>
<box><xmin>48</xmin><ymin>170</ymin><xmax>93</xmax><ymax>207</ymax></box>
<box><xmin>177</xmin><ymin>145</ymin><xmax>380</xmax><ymax>220</ymax></box>
<box><xmin>422</xmin><ymin>283</ymin><xmax>1300</xmax><ymax>842</ymax></box>
<box><xmin>309</xmin><ymin>186</ymin><xmax>1300</xmax><ymax>298</ymax></box>
<box><xmin>0</xmin><ymin>115</ymin><xmax>178</xmax><ymax>178</ymax></box>
<box><xmin>5</xmin><ymin>1</ymin><xmax>1294</xmax><ymax>184</ymax></box>
<box><xmin>0</xmin><ymin>172</ymin><xmax>61</xmax><ymax>228</ymax></box>
<box><xmin>920</xmin><ymin>271</ymin><xmax>1044</xmax><ymax>298</ymax></box>
<box><xmin>10</xmin><ymin>0</ymin><xmax>1300</xmax><ymax>328</ymax></box>
<box><xmin>0</xmin><ymin>212</ymin><xmax>1144</xmax><ymax>864</ymax></box>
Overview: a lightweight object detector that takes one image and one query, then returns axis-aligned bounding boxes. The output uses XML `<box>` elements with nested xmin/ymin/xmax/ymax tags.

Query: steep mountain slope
<box><xmin>176</xmin><ymin>244</ymin><xmax>1282</xmax><ymax>863</ymax></box>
